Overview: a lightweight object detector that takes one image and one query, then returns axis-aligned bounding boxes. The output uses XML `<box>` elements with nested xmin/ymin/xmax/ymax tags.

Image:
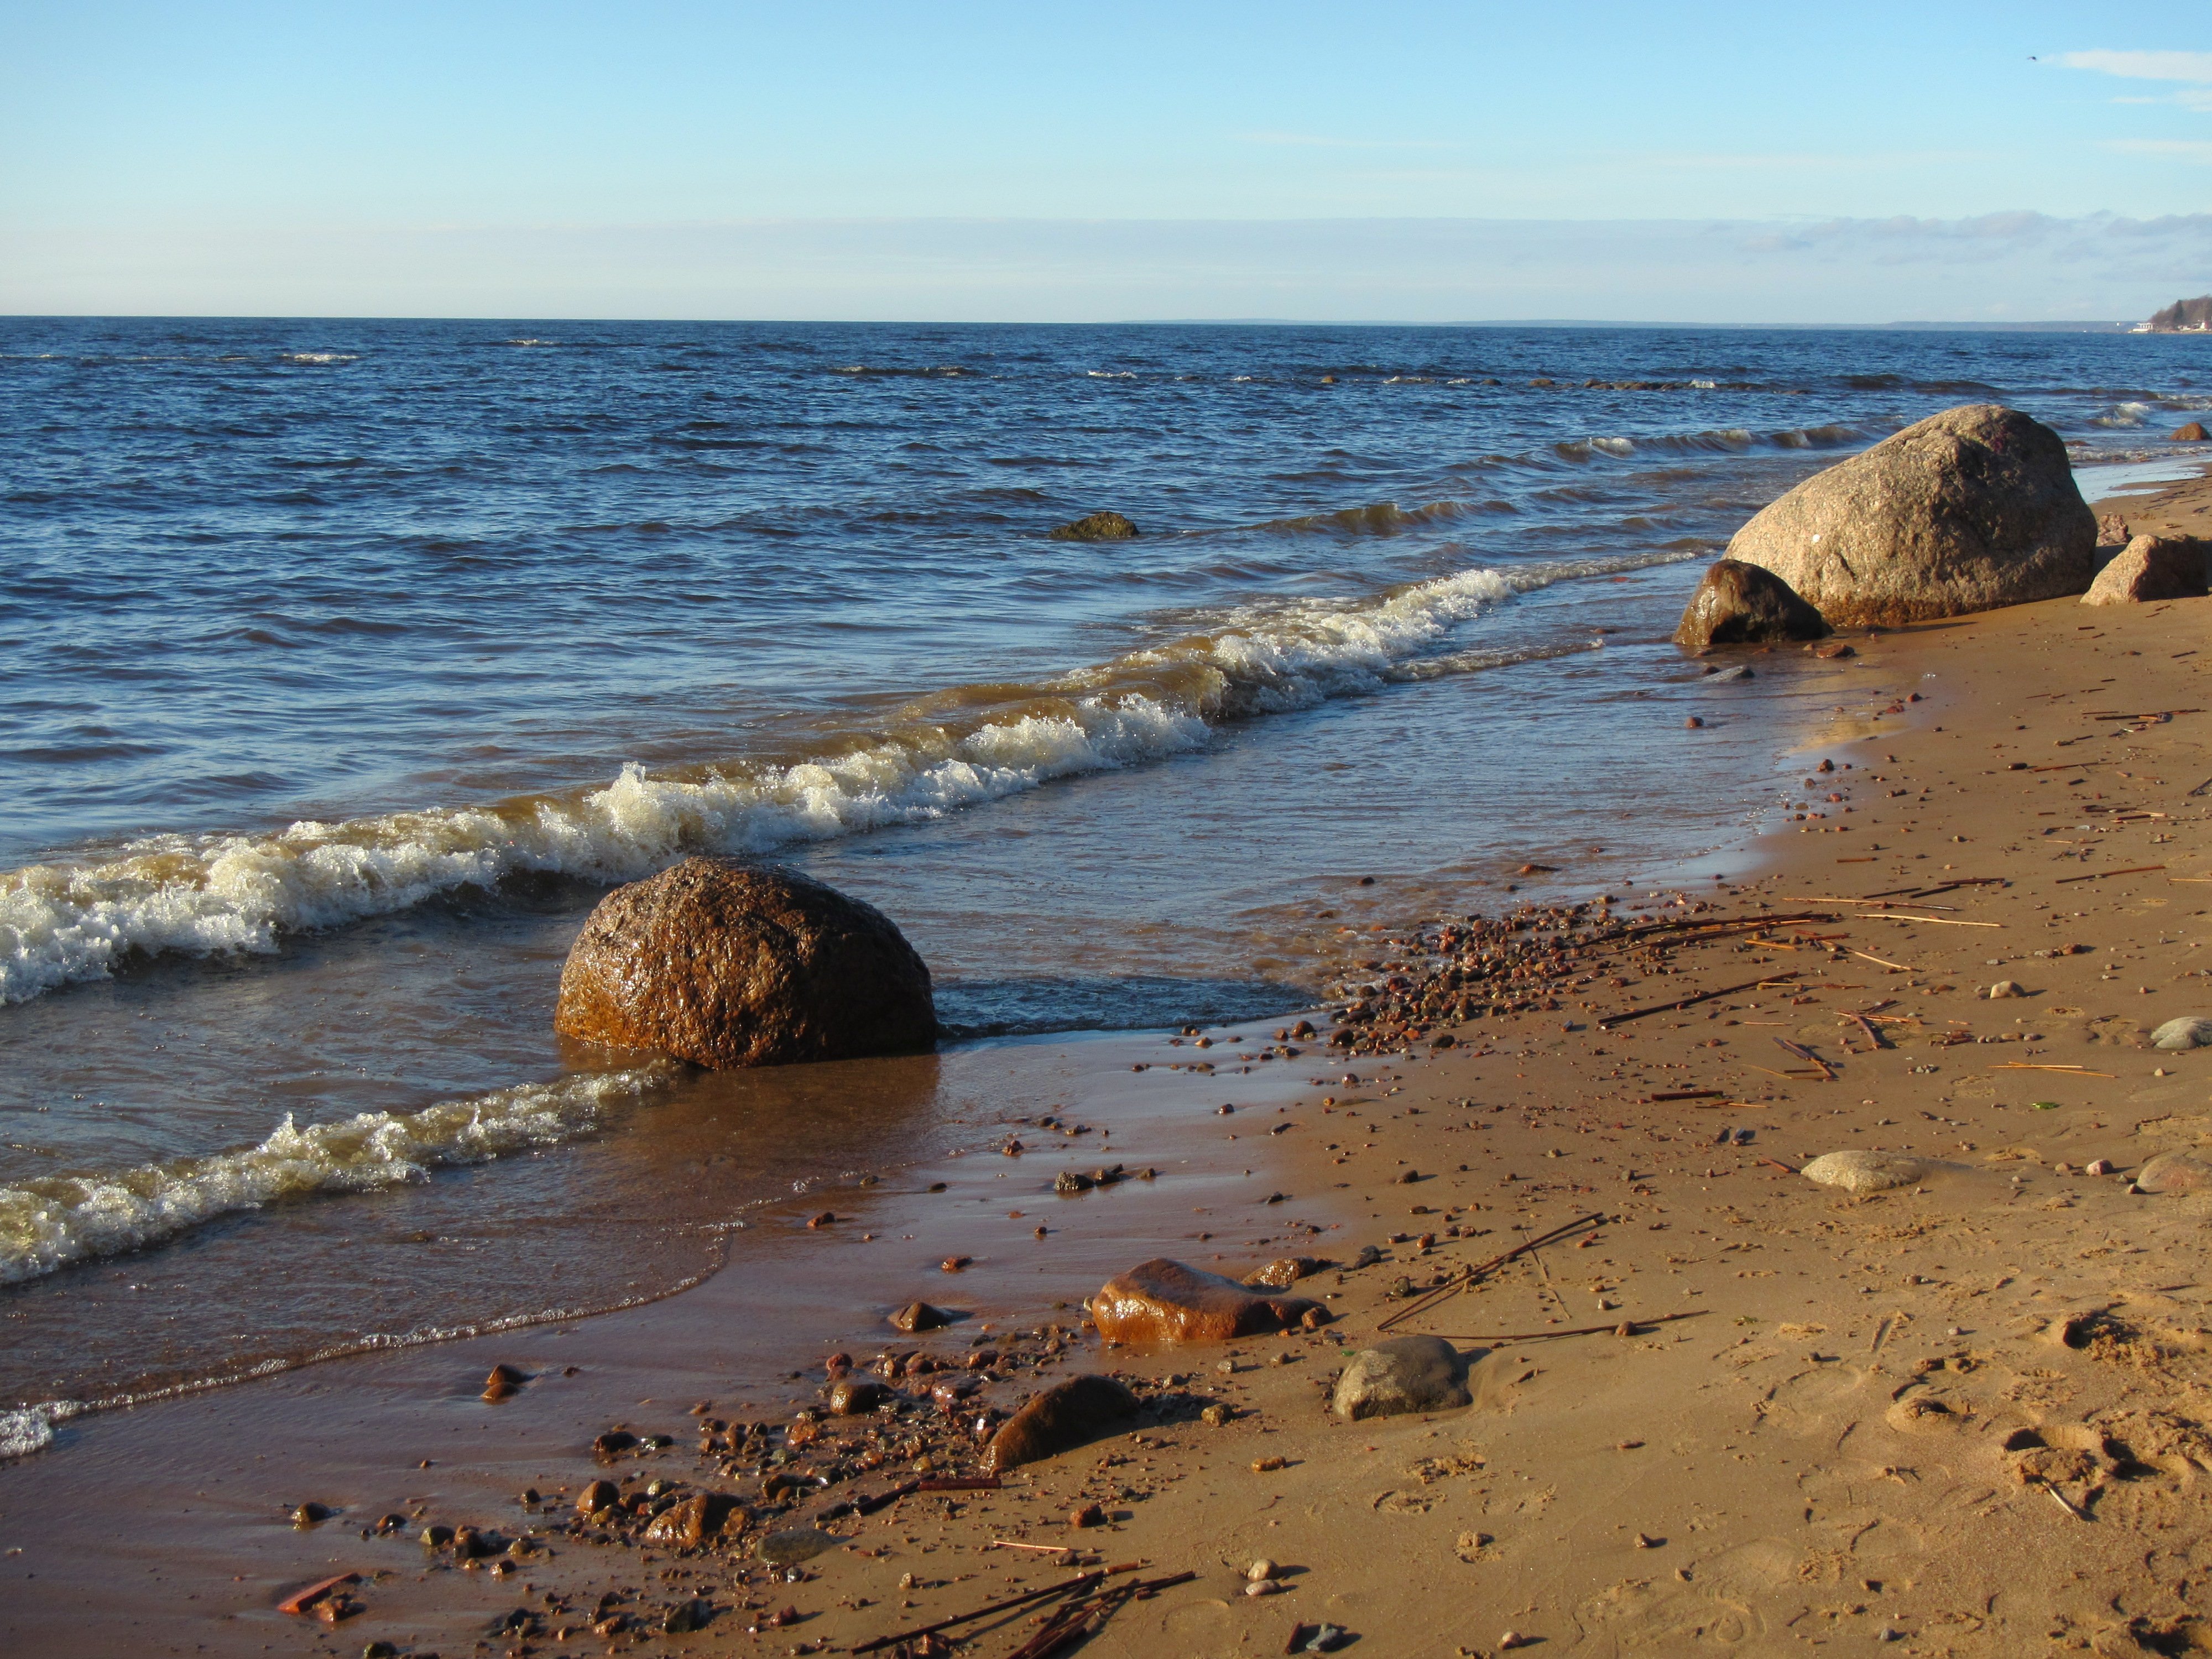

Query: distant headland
<box><xmin>2137</xmin><ymin>295</ymin><xmax>2212</xmax><ymax>333</ymax></box>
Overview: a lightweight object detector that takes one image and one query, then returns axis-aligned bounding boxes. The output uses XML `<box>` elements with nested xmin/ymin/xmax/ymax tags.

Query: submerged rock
<box><xmin>2082</xmin><ymin>535</ymin><xmax>2209</xmax><ymax>606</ymax></box>
<box><xmin>1672</xmin><ymin>559</ymin><xmax>1831</xmax><ymax>652</ymax></box>
<box><xmin>981</xmin><ymin>1374</ymin><xmax>1139</xmax><ymax>1474</ymax></box>
<box><xmin>2152</xmin><ymin>1018</ymin><xmax>2212</xmax><ymax>1051</ymax></box>
<box><xmin>1049</xmin><ymin>511</ymin><xmax>1140</xmax><ymax>541</ymax></box>
<box><xmin>1802</xmin><ymin>1150</ymin><xmax>1958</xmax><ymax>1195</ymax></box>
<box><xmin>554</xmin><ymin>858</ymin><xmax>936</xmax><ymax>1069</ymax></box>
<box><xmin>1725</xmin><ymin>404</ymin><xmax>2095</xmax><ymax>625</ymax></box>
<box><xmin>1089</xmin><ymin>1258</ymin><xmax>1324</xmax><ymax>1344</ymax></box>
<box><xmin>1332</xmin><ymin>1335</ymin><xmax>1471</xmax><ymax>1420</ymax></box>
<box><xmin>2176</xmin><ymin>421</ymin><xmax>2209</xmax><ymax>442</ymax></box>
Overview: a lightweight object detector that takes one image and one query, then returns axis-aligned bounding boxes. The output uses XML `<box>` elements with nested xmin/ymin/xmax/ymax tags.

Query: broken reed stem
<box><xmin>2056</xmin><ymin>865</ymin><xmax>2167</xmax><ymax>885</ymax></box>
<box><xmin>1429</xmin><ymin>1310</ymin><xmax>1709</xmax><ymax>1344</ymax></box>
<box><xmin>1374</xmin><ymin>1211</ymin><xmax>1606</xmax><ymax>1333</ymax></box>
<box><xmin>850</xmin><ymin>1571</ymin><xmax>1109</xmax><ymax>1653</ymax></box>
<box><xmin>1598</xmin><ymin>972</ymin><xmax>1800</xmax><ymax>1029</ymax></box>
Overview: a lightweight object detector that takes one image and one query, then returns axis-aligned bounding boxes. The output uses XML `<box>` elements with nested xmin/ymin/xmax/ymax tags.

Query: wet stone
<box><xmin>1090</xmin><ymin>1258</ymin><xmax>1324</xmax><ymax>1344</ymax></box>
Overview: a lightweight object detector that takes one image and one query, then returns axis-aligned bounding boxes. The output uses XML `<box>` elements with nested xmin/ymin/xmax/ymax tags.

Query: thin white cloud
<box><xmin>2105</xmin><ymin>138</ymin><xmax>2212</xmax><ymax>163</ymax></box>
<box><xmin>1233</xmin><ymin>131</ymin><xmax>1455</xmax><ymax>151</ymax></box>
<box><xmin>2056</xmin><ymin>49</ymin><xmax>2212</xmax><ymax>84</ymax></box>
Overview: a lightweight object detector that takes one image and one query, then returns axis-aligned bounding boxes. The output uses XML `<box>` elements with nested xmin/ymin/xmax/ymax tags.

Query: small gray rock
<box><xmin>755</xmin><ymin>1527</ymin><xmax>841</xmax><ymax>1565</ymax></box>
<box><xmin>1331</xmin><ymin>1335</ymin><xmax>1470</xmax><ymax>1421</ymax></box>
<box><xmin>1802</xmin><ymin>1150</ymin><xmax>1958</xmax><ymax>1195</ymax></box>
<box><xmin>2151</xmin><ymin>1018</ymin><xmax>2212</xmax><ymax>1051</ymax></box>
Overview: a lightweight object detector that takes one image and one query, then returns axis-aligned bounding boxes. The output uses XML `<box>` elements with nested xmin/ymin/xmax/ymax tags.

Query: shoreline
<box><xmin>8</xmin><ymin>469</ymin><xmax>2212</xmax><ymax>1655</ymax></box>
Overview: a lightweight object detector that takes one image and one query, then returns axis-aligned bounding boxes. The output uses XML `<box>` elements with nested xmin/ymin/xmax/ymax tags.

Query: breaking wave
<box><xmin>0</xmin><ymin>1066</ymin><xmax>671</xmax><ymax>1287</ymax></box>
<box><xmin>0</xmin><ymin>550</ymin><xmax>1691</xmax><ymax>1002</ymax></box>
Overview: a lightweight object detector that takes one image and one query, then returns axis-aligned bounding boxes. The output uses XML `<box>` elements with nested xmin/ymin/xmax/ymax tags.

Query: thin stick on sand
<box><xmin>1851</xmin><ymin>950</ymin><xmax>1915</xmax><ymax>971</ymax></box>
<box><xmin>1428</xmin><ymin>1310</ymin><xmax>1708</xmax><ymax>1343</ymax></box>
<box><xmin>2056</xmin><ymin>865</ymin><xmax>2166</xmax><ymax>885</ymax></box>
<box><xmin>1597</xmin><ymin>973</ymin><xmax>1799</xmax><ymax>1029</ymax></box>
<box><xmin>1375</xmin><ymin>1211</ymin><xmax>1606</xmax><ymax>1333</ymax></box>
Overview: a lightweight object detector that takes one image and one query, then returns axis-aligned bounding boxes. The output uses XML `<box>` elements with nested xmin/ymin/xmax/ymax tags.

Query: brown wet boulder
<box><xmin>980</xmin><ymin>1375</ymin><xmax>1140</xmax><ymax>1474</ymax></box>
<box><xmin>1091</xmin><ymin>1258</ymin><xmax>1324</xmax><ymax>1344</ymax></box>
<box><xmin>2175</xmin><ymin>421</ymin><xmax>2209</xmax><ymax>442</ymax></box>
<box><xmin>641</xmin><ymin>1491</ymin><xmax>743</xmax><ymax>1550</ymax></box>
<box><xmin>554</xmin><ymin>859</ymin><xmax>936</xmax><ymax>1068</ymax></box>
<box><xmin>1049</xmin><ymin>510</ymin><xmax>1139</xmax><ymax>541</ymax></box>
<box><xmin>1725</xmin><ymin>404</ymin><xmax>2095</xmax><ymax>626</ymax></box>
<box><xmin>2082</xmin><ymin>535</ymin><xmax>2209</xmax><ymax>606</ymax></box>
<box><xmin>889</xmin><ymin>1301</ymin><xmax>953</xmax><ymax>1333</ymax></box>
<box><xmin>1672</xmin><ymin>559</ymin><xmax>1832</xmax><ymax>653</ymax></box>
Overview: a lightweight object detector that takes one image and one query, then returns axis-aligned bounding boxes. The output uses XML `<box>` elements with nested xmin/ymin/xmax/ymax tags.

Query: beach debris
<box><xmin>982</xmin><ymin>1375</ymin><xmax>1140</xmax><ymax>1474</ymax></box>
<box><xmin>1049</xmin><ymin>510</ymin><xmax>1139</xmax><ymax>541</ymax></box>
<box><xmin>1331</xmin><ymin>1335</ymin><xmax>1472</xmax><ymax>1421</ymax></box>
<box><xmin>2083</xmin><ymin>534</ymin><xmax>2209</xmax><ymax>605</ymax></box>
<box><xmin>2152</xmin><ymin>1018</ymin><xmax>2212</xmax><ymax>1051</ymax></box>
<box><xmin>277</xmin><ymin>1572</ymin><xmax>362</xmax><ymax>1623</ymax></box>
<box><xmin>1673</xmin><ymin>557</ymin><xmax>1831</xmax><ymax>652</ymax></box>
<box><xmin>890</xmin><ymin>1301</ymin><xmax>953</xmax><ymax>1333</ymax></box>
<box><xmin>1244</xmin><ymin>1255</ymin><xmax>1332</xmax><ymax>1290</ymax></box>
<box><xmin>1090</xmin><ymin>1258</ymin><xmax>1324</xmax><ymax>1344</ymax></box>
<box><xmin>757</xmin><ymin>1527</ymin><xmax>842</xmax><ymax>1565</ymax></box>
<box><xmin>1723</xmin><ymin>404</ymin><xmax>2094</xmax><ymax>626</ymax></box>
<box><xmin>1802</xmin><ymin>1151</ymin><xmax>1959</xmax><ymax>1194</ymax></box>
<box><xmin>1700</xmin><ymin>663</ymin><xmax>1754</xmax><ymax>682</ymax></box>
<box><xmin>552</xmin><ymin>858</ymin><xmax>936</xmax><ymax>1069</ymax></box>
<box><xmin>2135</xmin><ymin>1152</ymin><xmax>2212</xmax><ymax>1194</ymax></box>
<box><xmin>1252</xmin><ymin>1455</ymin><xmax>1288</xmax><ymax>1473</ymax></box>
<box><xmin>1352</xmin><ymin>1245</ymin><xmax>1383</xmax><ymax>1269</ymax></box>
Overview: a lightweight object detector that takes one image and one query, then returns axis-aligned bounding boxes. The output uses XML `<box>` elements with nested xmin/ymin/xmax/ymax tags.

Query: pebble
<box><xmin>2087</xmin><ymin>1159</ymin><xmax>2114</xmax><ymax>1176</ymax></box>
<box><xmin>1684</xmin><ymin>717</ymin><xmax>1704</xmax><ymax>728</ymax></box>
<box><xmin>1500</xmin><ymin>1634</ymin><xmax>1528</xmax><ymax>1651</ymax></box>
<box><xmin>1245</xmin><ymin>1579</ymin><xmax>1279</xmax><ymax>1597</ymax></box>
<box><xmin>1071</xmin><ymin>1503</ymin><xmax>1107</xmax><ymax>1528</ymax></box>
<box><xmin>1201</xmin><ymin>1404</ymin><xmax>1232</xmax><ymax>1427</ymax></box>
<box><xmin>1248</xmin><ymin>1559</ymin><xmax>1277</xmax><ymax>1581</ymax></box>
<box><xmin>1251</xmin><ymin>1455</ymin><xmax>1287</xmax><ymax>1472</ymax></box>
<box><xmin>293</xmin><ymin>1501</ymin><xmax>337</xmax><ymax>1528</ymax></box>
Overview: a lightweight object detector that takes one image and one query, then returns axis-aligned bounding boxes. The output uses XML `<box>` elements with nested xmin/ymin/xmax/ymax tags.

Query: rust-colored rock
<box><xmin>1243</xmin><ymin>1256</ymin><xmax>1329</xmax><ymax>1290</ymax></box>
<box><xmin>554</xmin><ymin>858</ymin><xmax>936</xmax><ymax>1069</ymax></box>
<box><xmin>1090</xmin><ymin>1258</ymin><xmax>1324</xmax><ymax>1344</ymax></box>
<box><xmin>980</xmin><ymin>1375</ymin><xmax>1139</xmax><ymax>1474</ymax></box>
<box><xmin>2174</xmin><ymin>421</ymin><xmax>2209</xmax><ymax>443</ymax></box>
<box><xmin>642</xmin><ymin>1491</ymin><xmax>743</xmax><ymax>1550</ymax></box>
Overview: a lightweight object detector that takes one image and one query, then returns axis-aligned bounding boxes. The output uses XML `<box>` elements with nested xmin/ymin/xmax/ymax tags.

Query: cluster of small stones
<box><xmin>1323</xmin><ymin>894</ymin><xmax>1737</xmax><ymax>1055</ymax></box>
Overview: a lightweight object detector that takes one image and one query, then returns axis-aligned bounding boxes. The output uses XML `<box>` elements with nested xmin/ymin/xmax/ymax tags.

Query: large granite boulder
<box><xmin>1090</xmin><ymin>1259</ymin><xmax>1324</xmax><ymax>1344</ymax></box>
<box><xmin>1725</xmin><ymin>405</ymin><xmax>2095</xmax><ymax>626</ymax></box>
<box><xmin>554</xmin><ymin>859</ymin><xmax>936</xmax><ymax>1068</ymax></box>
<box><xmin>1673</xmin><ymin>559</ymin><xmax>1832</xmax><ymax>652</ymax></box>
<box><xmin>981</xmin><ymin>1375</ymin><xmax>1139</xmax><ymax>1474</ymax></box>
<box><xmin>2082</xmin><ymin>536</ymin><xmax>2209</xmax><ymax>606</ymax></box>
<box><xmin>1331</xmin><ymin>1335</ymin><xmax>1471</xmax><ymax>1420</ymax></box>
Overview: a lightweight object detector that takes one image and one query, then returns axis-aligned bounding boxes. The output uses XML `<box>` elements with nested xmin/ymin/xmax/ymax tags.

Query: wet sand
<box><xmin>8</xmin><ymin>469</ymin><xmax>2212</xmax><ymax>1657</ymax></box>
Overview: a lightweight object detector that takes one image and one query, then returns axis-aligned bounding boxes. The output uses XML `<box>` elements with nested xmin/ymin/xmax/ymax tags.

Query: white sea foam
<box><xmin>0</xmin><ymin>1066</ymin><xmax>668</xmax><ymax>1286</ymax></box>
<box><xmin>280</xmin><ymin>352</ymin><xmax>358</xmax><ymax>364</ymax></box>
<box><xmin>0</xmin><ymin>1404</ymin><xmax>62</xmax><ymax>1458</ymax></box>
<box><xmin>0</xmin><ymin>551</ymin><xmax>1688</xmax><ymax>1002</ymax></box>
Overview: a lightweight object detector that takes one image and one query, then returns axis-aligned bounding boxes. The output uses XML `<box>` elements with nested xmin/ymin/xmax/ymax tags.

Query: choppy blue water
<box><xmin>0</xmin><ymin>317</ymin><xmax>2204</xmax><ymax>1423</ymax></box>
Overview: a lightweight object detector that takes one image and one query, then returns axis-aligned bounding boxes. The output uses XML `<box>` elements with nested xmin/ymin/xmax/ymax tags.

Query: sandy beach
<box><xmin>2</xmin><ymin>465</ymin><xmax>2208</xmax><ymax>1657</ymax></box>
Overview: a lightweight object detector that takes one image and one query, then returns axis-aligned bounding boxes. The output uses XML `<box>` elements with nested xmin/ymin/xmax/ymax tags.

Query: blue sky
<box><xmin>2</xmin><ymin>2</ymin><xmax>2208</xmax><ymax>320</ymax></box>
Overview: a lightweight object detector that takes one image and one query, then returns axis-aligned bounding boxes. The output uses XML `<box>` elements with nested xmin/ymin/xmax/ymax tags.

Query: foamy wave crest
<box><xmin>0</xmin><ymin>550</ymin><xmax>1687</xmax><ymax>999</ymax></box>
<box><xmin>0</xmin><ymin>1066</ymin><xmax>670</xmax><ymax>1286</ymax></box>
